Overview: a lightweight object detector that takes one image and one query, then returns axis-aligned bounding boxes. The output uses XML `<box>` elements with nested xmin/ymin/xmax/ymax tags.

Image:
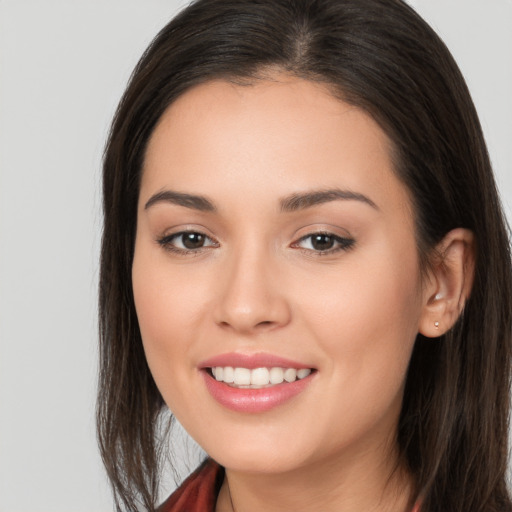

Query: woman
<box><xmin>97</xmin><ymin>0</ymin><xmax>512</xmax><ymax>510</ymax></box>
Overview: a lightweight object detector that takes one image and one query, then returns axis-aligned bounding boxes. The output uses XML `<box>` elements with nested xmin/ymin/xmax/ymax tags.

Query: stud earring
<box><xmin>434</xmin><ymin>321</ymin><xmax>439</xmax><ymax>329</ymax></box>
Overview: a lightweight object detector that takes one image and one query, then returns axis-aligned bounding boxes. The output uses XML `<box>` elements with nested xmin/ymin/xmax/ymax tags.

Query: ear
<box><xmin>418</xmin><ymin>228</ymin><xmax>475</xmax><ymax>338</ymax></box>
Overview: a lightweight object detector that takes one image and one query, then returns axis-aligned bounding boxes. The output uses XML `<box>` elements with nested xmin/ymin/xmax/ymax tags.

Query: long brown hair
<box><xmin>98</xmin><ymin>0</ymin><xmax>512</xmax><ymax>510</ymax></box>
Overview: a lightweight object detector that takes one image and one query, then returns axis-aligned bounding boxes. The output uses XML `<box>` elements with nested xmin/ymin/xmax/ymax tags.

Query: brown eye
<box><xmin>157</xmin><ymin>231</ymin><xmax>218</xmax><ymax>253</ymax></box>
<box><xmin>310</xmin><ymin>234</ymin><xmax>335</xmax><ymax>251</ymax></box>
<box><xmin>181</xmin><ymin>232</ymin><xmax>206</xmax><ymax>249</ymax></box>
<box><xmin>293</xmin><ymin>232</ymin><xmax>355</xmax><ymax>254</ymax></box>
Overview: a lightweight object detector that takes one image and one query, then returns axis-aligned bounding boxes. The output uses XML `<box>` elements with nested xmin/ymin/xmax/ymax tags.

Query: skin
<box><xmin>132</xmin><ymin>76</ymin><xmax>474</xmax><ymax>511</ymax></box>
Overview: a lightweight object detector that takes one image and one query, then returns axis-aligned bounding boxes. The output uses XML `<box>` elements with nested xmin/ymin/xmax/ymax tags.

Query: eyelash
<box><xmin>156</xmin><ymin>230</ymin><xmax>355</xmax><ymax>256</ymax></box>
<box><xmin>292</xmin><ymin>232</ymin><xmax>355</xmax><ymax>255</ymax></box>
<box><xmin>157</xmin><ymin>231</ymin><xmax>219</xmax><ymax>255</ymax></box>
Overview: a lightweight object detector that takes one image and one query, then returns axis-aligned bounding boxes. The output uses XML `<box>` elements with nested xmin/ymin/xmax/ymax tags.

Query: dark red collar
<box><xmin>159</xmin><ymin>459</ymin><xmax>224</xmax><ymax>512</ymax></box>
<box><xmin>159</xmin><ymin>458</ymin><xmax>421</xmax><ymax>512</ymax></box>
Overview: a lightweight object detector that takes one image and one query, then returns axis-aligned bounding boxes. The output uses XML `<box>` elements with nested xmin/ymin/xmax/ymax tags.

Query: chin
<box><xmin>213</xmin><ymin>448</ymin><xmax>309</xmax><ymax>475</ymax></box>
<box><xmin>192</xmin><ymin>424</ymin><xmax>318</xmax><ymax>474</ymax></box>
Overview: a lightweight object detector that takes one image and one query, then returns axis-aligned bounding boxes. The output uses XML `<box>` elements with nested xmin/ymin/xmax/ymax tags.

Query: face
<box><xmin>132</xmin><ymin>76</ymin><xmax>427</xmax><ymax>475</ymax></box>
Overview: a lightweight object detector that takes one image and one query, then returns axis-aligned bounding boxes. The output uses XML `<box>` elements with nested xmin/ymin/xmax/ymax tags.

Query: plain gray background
<box><xmin>1</xmin><ymin>1</ymin><xmax>511</xmax><ymax>511</ymax></box>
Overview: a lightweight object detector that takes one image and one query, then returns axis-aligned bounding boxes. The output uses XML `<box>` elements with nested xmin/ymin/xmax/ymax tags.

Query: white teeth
<box><xmin>233</xmin><ymin>367</ymin><xmax>251</xmax><ymax>385</ymax></box>
<box><xmin>223</xmin><ymin>366</ymin><xmax>235</xmax><ymax>383</ymax></box>
<box><xmin>297</xmin><ymin>368</ymin><xmax>311</xmax><ymax>379</ymax></box>
<box><xmin>269</xmin><ymin>367</ymin><xmax>284</xmax><ymax>384</ymax></box>
<box><xmin>211</xmin><ymin>366</ymin><xmax>312</xmax><ymax>387</ymax></box>
<box><xmin>284</xmin><ymin>368</ymin><xmax>297</xmax><ymax>382</ymax></box>
<box><xmin>251</xmin><ymin>367</ymin><xmax>270</xmax><ymax>386</ymax></box>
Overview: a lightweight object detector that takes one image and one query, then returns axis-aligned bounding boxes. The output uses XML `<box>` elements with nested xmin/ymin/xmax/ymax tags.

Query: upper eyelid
<box><xmin>158</xmin><ymin>225</ymin><xmax>217</xmax><ymax>240</ymax></box>
<box><xmin>296</xmin><ymin>230</ymin><xmax>350</xmax><ymax>240</ymax></box>
<box><xmin>160</xmin><ymin>230</ymin><xmax>218</xmax><ymax>243</ymax></box>
<box><xmin>292</xmin><ymin>225</ymin><xmax>354</xmax><ymax>241</ymax></box>
<box><xmin>293</xmin><ymin>232</ymin><xmax>354</xmax><ymax>245</ymax></box>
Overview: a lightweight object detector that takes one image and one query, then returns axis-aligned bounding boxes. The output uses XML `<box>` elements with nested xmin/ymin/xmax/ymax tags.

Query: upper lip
<box><xmin>199</xmin><ymin>352</ymin><xmax>314</xmax><ymax>370</ymax></box>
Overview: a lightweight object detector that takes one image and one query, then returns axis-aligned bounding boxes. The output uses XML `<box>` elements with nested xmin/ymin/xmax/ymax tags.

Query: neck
<box><xmin>216</xmin><ymin>443</ymin><xmax>414</xmax><ymax>512</ymax></box>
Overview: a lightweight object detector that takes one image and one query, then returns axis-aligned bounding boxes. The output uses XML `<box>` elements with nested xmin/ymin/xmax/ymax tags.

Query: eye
<box><xmin>157</xmin><ymin>231</ymin><xmax>218</xmax><ymax>253</ymax></box>
<box><xmin>293</xmin><ymin>232</ymin><xmax>355</xmax><ymax>254</ymax></box>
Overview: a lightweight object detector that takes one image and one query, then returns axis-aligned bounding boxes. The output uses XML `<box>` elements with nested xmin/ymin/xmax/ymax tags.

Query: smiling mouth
<box><xmin>208</xmin><ymin>366</ymin><xmax>314</xmax><ymax>389</ymax></box>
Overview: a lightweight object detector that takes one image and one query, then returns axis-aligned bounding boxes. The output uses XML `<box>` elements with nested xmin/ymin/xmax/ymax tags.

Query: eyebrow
<box><xmin>144</xmin><ymin>187</ymin><xmax>378</xmax><ymax>213</ymax></box>
<box><xmin>144</xmin><ymin>190</ymin><xmax>216</xmax><ymax>212</ymax></box>
<box><xmin>279</xmin><ymin>189</ymin><xmax>378</xmax><ymax>212</ymax></box>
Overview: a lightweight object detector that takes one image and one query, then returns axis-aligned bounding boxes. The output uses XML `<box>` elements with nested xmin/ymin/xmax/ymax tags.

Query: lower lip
<box><xmin>202</xmin><ymin>371</ymin><xmax>314</xmax><ymax>413</ymax></box>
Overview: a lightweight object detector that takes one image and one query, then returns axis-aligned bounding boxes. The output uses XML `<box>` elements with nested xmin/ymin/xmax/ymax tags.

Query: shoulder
<box><xmin>158</xmin><ymin>458</ymin><xmax>225</xmax><ymax>512</ymax></box>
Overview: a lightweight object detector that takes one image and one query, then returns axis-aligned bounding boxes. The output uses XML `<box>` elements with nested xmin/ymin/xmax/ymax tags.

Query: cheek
<box><xmin>131</xmin><ymin>242</ymin><xmax>208</xmax><ymax>394</ymax></box>
<box><xmin>297</xmin><ymin>245</ymin><xmax>422</xmax><ymax>405</ymax></box>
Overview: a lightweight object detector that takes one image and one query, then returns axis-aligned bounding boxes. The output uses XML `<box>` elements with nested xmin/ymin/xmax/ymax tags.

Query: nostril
<box><xmin>214</xmin><ymin>293</ymin><xmax>292</xmax><ymax>333</ymax></box>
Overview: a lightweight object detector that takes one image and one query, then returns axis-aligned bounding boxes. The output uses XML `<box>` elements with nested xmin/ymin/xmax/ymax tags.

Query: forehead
<box><xmin>141</xmin><ymin>76</ymin><xmax>412</xmax><ymax>219</ymax></box>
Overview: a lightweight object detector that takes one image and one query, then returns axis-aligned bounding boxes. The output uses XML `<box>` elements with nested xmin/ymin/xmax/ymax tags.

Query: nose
<box><xmin>213</xmin><ymin>245</ymin><xmax>292</xmax><ymax>335</ymax></box>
